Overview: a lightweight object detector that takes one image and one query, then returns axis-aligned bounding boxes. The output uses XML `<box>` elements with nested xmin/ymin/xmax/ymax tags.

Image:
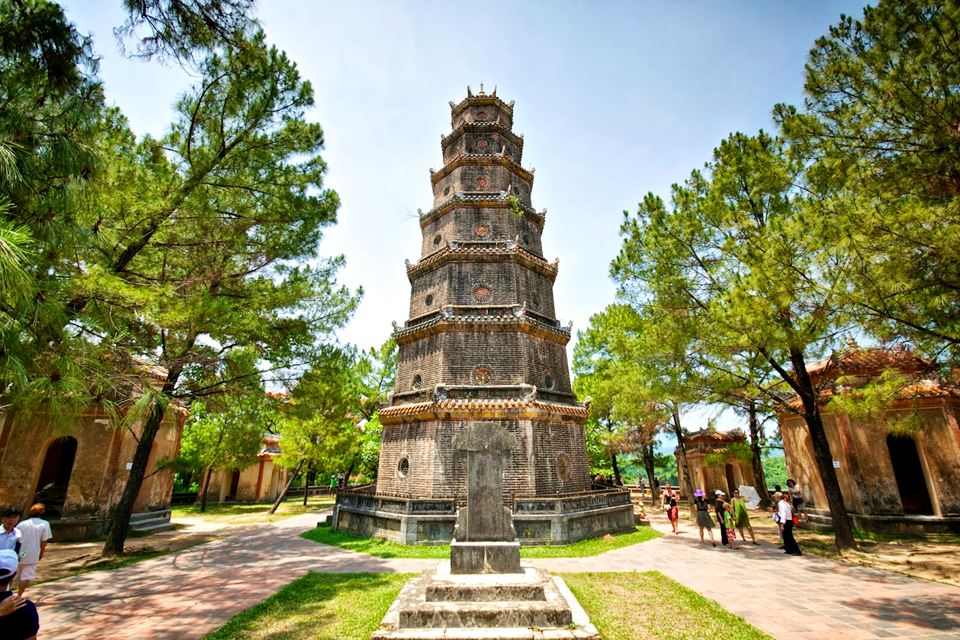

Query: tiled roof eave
<box><xmin>393</xmin><ymin>314</ymin><xmax>572</xmax><ymax>345</ymax></box>
<box><xmin>380</xmin><ymin>398</ymin><xmax>588</xmax><ymax>424</ymax></box>
<box><xmin>431</xmin><ymin>154</ymin><xmax>534</xmax><ymax>185</ymax></box>
<box><xmin>406</xmin><ymin>244</ymin><xmax>558</xmax><ymax>280</ymax></box>
<box><xmin>419</xmin><ymin>194</ymin><xmax>544</xmax><ymax>228</ymax></box>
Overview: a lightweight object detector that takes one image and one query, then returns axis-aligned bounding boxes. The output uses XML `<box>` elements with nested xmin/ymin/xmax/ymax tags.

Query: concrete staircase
<box><xmin>130</xmin><ymin>509</ymin><xmax>174</xmax><ymax>535</ymax></box>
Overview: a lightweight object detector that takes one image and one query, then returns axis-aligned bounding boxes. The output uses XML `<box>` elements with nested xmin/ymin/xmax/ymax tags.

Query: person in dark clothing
<box><xmin>0</xmin><ymin>549</ymin><xmax>38</xmax><ymax>639</ymax></box>
<box><xmin>778</xmin><ymin>494</ymin><xmax>802</xmax><ymax>556</ymax></box>
<box><xmin>714</xmin><ymin>490</ymin><xmax>729</xmax><ymax>546</ymax></box>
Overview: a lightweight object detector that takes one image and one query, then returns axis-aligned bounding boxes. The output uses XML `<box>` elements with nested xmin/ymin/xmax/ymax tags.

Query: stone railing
<box><xmin>336</xmin><ymin>489</ymin><xmax>456</xmax><ymax>515</ymax></box>
<box><xmin>514</xmin><ymin>489</ymin><xmax>631</xmax><ymax>514</ymax></box>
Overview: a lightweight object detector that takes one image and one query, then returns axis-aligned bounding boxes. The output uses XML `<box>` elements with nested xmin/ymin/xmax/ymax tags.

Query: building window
<box><xmin>531</xmin><ymin>293</ymin><xmax>540</xmax><ymax>308</ymax></box>
<box><xmin>522</xmin><ymin>234</ymin><xmax>530</xmax><ymax>246</ymax></box>
<box><xmin>473</xmin><ymin>286</ymin><xmax>492</xmax><ymax>303</ymax></box>
<box><xmin>398</xmin><ymin>457</ymin><xmax>410</xmax><ymax>478</ymax></box>
<box><xmin>544</xmin><ymin>374</ymin><xmax>554</xmax><ymax>390</ymax></box>
<box><xmin>444</xmin><ymin>186</ymin><xmax>450</xmax><ymax>195</ymax></box>
<box><xmin>433</xmin><ymin>234</ymin><xmax>442</xmax><ymax>247</ymax></box>
<box><xmin>412</xmin><ymin>374</ymin><xmax>423</xmax><ymax>389</ymax></box>
<box><xmin>425</xmin><ymin>294</ymin><xmax>434</xmax><ymax>306</ymax></box>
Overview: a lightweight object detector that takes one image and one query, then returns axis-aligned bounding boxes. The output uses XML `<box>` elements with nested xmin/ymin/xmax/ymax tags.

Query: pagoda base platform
<box><xmin>331</xmin><ymin>488</ymin><xmax>635</xmax><ymax>545</ymax></box>
<box><xmin>372</xmin><ymin>564</ymin><xmax>599</xmax><ymax>640</ymax></box>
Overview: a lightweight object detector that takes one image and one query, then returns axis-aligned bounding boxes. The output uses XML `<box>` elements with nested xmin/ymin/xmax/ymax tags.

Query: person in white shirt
<box><xmin>778</xmin><ymin>495</ymin><xmax>801</xmax><ymax>556</ymax></box>
<box><xmin>0</xmin><ymin>508</ymin><xmax>22</xmax><ymax>555</ymax></box>
<box><xmin>15</xmin><ymin>504</ymin><xmax>52</xmax><ymax>596</ymax></box>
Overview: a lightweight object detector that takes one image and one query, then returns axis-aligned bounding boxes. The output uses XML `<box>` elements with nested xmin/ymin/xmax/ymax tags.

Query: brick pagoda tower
<box><xmin>333</xmin><ymin>87</ymin><xmax>633</xmax><ymax>544</ymax></box>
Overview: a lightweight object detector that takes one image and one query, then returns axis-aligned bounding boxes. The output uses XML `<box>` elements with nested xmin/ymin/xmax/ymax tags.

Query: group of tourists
<box><xmin>660</xmin><ymin>480</ymin><xmax>803</xmax><ymax>556</ymax></box>
<box><xmin>0</xmin><ymin>503</ymin><xmax>52</xmax><ymax>640</ymax></box>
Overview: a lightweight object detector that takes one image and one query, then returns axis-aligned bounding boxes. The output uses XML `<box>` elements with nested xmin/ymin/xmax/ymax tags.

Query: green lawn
<box><xmin>205</xmin><ymin>570</ymin><xmax>768</xmax><ymax>640</ymax></box>
<box><xmin>564</xmin><ymin>571</ymin><xmax>772</xmax><ymax>640</ymax></box>
<box><xmin>301</xmin><ymin>524</ymin><xmax>660</xmax><ymax>558</ymax></box>
<box><xmin>204</xmin><ymin>572</ymin><xmax>410</xmax><ymax>640</ymax></box>
<box><xmin>172</xmin><ymin>497</ymin><xmax>335</xmax><ymax>527</ymax></box>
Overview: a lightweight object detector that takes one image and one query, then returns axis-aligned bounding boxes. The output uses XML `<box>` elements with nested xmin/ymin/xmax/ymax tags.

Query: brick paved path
<box><xmin>29</xmin><ymin>511</ymin><xmax>960</xmax><ymax>639</ymax></box>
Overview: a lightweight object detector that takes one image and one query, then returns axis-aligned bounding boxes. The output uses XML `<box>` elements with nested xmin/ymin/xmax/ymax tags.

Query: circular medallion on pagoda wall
<box><xmin>476</xmin><ymin>138</ymin><xmax>489</xmax><ymax>151</ymax></box>
<box><xmin>476</xmin><ymin>176</ymin><xmax>489</xmax><ymax>189</ymax></box>
<box><xmin>473</xmin><ymin>366</ymin><xmax>492</xmax><ymax>384</ymax></box>
<box><xmin>473</xmin><ymin>286</ymin><xmax>492</xmax><ymax>303</ymax></box>
<box><xmin>474</xmin><ymin>223</ymin><xmax>490</xmax><ymax>238</ymax></box>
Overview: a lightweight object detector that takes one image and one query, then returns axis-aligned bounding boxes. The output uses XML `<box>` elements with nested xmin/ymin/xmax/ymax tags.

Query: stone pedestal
<box><xmin>372</xmin><ymin>563</ymin><xmax>599</xmax><ymax>640</ymax></box>
<box><xmin>450</xmin><ymin>539</ymin><xmax>521</xmax><ymax>574</ymax></box>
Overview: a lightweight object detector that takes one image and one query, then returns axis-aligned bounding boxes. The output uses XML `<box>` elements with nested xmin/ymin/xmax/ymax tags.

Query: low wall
<box><xmin>332</xmin><ymin>489</ymin><xmax>636</xmax><ymax>545</ymax></box>
<box><xmin>804</xmin><ymin>508</ymin><xmax>960</xmax><ymax>536</ymax></box>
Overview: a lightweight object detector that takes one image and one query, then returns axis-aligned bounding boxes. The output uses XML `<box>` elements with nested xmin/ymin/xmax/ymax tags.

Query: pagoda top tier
<box><xmin>449</xmin><ymin>85</ymin><xmax>515</xmax><ymax>130</ymax></box>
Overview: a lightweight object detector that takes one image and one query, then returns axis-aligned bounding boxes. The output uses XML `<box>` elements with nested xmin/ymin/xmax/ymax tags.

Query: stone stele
<box><xmin>450</xmin><ymin>422</ymin><xmax>521</xmax><ymax>573</ymax></box>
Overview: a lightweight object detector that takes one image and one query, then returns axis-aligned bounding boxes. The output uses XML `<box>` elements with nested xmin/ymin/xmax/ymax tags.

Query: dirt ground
<box><xmin>647</xmin><ymin>502</ymin><xmax>960</xmax><ymax>587</ymax></box>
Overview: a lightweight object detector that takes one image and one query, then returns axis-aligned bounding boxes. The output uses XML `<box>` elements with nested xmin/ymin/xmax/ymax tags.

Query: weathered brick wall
<box><xmin>442</xmin><ymin>131</ymin><xmax>522</xmax><ymax>165</ymax></box>
<box><xmin>420</xmin><ymin>206</ymin><xmax>543</xmax><ymax>258</ymax></box>
<box><xmin>377</xmin><ymin>418</ymin><xmax>591</xmax><ymax>500</ymax></box>
<box><xmin>432</xmin><ymin>165</ymin><xmax>532</xmax><ymax>208</ymax></box>
<box><xmin>408</xmin><ymin>262</ymin><xmax>555</xmax><ymax>319</ymax></box>
<box><xmin>451</xmin><ymin>103</ymin><xmax>514</xmax><ymax>130</ymax></box>
<box><xmin>396</xmin><ymin>333</ymin><xmax>444</xmax><ymax>392</ymax></box>
<box><xmin>0</xmin><ymin>407</ymin><xmax>183</xmax><ymax>517</ymax></box>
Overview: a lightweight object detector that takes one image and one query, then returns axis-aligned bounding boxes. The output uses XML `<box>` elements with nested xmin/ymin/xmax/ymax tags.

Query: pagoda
<box><xmin>332</xmin><ymin>87</ymin><xmax>633</xmax><ymax>544</ymax></box>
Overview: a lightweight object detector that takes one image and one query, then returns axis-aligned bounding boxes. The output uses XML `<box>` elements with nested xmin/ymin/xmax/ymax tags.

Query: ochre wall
<box><xmin>780</xmin><ymin>401</ymin><xmax>960</xmax><ymax>516</ymax></box>
<box><xmin>0</xmin><ymin>406</ymin><xmax>184</xmax><ymax>517</ymax></box>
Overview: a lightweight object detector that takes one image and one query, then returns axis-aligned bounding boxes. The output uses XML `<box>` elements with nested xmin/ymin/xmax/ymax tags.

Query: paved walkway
<box><xmin>29</xmin><ymin>511</ymin><xmax>960</xmax><ymax>639</ymax></box>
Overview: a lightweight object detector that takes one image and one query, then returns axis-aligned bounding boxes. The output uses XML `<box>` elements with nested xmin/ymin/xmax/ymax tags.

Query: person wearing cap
<box><xmin>15</xmin><ymin>504</ymin><xmax>52</xmax><ymax>596</ymax></box>
<box><xmin>714</xmin><ymin>490</ymin><xmax>729</xmax><ymax>547</ymax></box>
<box><xmin>1</xmin><ymin>507</ymin><xmax>22</xmax><ymax>554</ymax></box>
<box><xmin>0</xmin><ymin>549</ymin><xmax>39</xmax><ymax>639</ymax></box>
<box><xmin>693</xmin><ymin>490</ymin><xmax>716</xmax><ymax>547</ymax></box>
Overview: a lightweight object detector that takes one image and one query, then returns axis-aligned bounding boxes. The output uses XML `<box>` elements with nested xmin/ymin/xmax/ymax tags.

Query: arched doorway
<box><xmin>34</xmin><ymin>436</ymin><xmax>78</xmax><ymax>519</ymax></box>
<box><xmin>227</xmin><ymin>469</ymin><xmax>241</xmax><ymax>501</ymax></box>
<box><xmin>724</xmin><ymin>463</ymin><xmax>737</xmax><ymax>496</ymax></box>
<box><xmin>886</xmin><ymin>434</ymin><xmax>933</xmax><ymax>515</ymax></box>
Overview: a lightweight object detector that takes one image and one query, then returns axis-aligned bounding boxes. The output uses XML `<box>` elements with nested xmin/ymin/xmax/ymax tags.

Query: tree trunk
<box><xmin>200</xmin><ymin>466</ymin><xmax>214</xmax><ymax>513</ymax></box>
<box><xmin>270</xmin><ymin>460</ymin><xmax>304</xmax><ymax>514</ymax></box>
<box><xmin>303</xmin><ymin>467</ymin><xmax>312</xmax><ymax>507</ymax></box>
<box><xmin>609</xmin><ymin>453</ymin><xmax>623</xmax><ymax>486</ymax></box>
<box><xmin>788</xmin><ymin>347</ymin><xmax>855</xmax><ymax>550</ymax></box>
<box><xmin>341</xmin><ymin>458</ymin><xmax>356</xmax><ymax>489</ymax></box>
<box><xmin>102</xmin><ymin>399</ymin><xmax>168</xmax><ymax>556</ymax></box>
<box><xmin>640</xmin><ymin>442</ymin><xmax>658</xmax><ymax>506</ymax></box>
<box><xmin>747</xmin><ymin>401</ymin><xmax>773</xmax><ymax>508</ymax></box>
<box><xmin>671</xmin><ymin>409</ymin><xmax>695</xmax><ymax>514</ymax></box>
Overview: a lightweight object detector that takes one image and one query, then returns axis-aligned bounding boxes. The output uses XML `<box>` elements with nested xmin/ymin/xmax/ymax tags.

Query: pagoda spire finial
<box><xmin>466</xmin><ymin>85</ymin><xmax>473</xmax><ymax>98</ymax></box>
<box><xmin>479</xmin><ymin>82</ymin><xmax>485</xmax><ymax>95</ymax></box>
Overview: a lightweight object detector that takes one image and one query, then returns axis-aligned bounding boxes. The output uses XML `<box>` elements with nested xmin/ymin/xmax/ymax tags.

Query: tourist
<box><xmin>787</xmin><ymin>478</ymin><xmax>804</xmax><ymax>520</ymax></box>
<box><xmin>15</xmin><ymin>504</ymin><xmax>52</xmax><ymax>597</ymax></box>
<box><xmin>714</xmin><ymin>490</ymin><xmax>729</xmax><ymax>546</ymax></box>
<box><xmin>1</xmin><ymin>508</ymin><xmax>21</xmax><ymax>554</ymax></box>
<box><xmin>722</xmin><ymin>499</ymin><xmax>738</xmax><ymax>549</ymax></box>
<box><xmin>731</xmin><ymin>489</ymin><xmax>757</xmax><ymax>545</ymax></box>
<box><xmin>693</xmin><ymin>490</ymin><xmax>716</xmax><ymax>547</ymax></box>
<box><xmin>0</xmin><ymin>549</ymin><xmax>38</xmax><ymax>639</ymax></box>
<box><xmin>667</xmin><ymin>496</ymin><xmax>679</xmax><ymax>535</ymax></box>
<box><xmin>771</xmin><ymin>491</ymin><xmax>784</xmax><ymax>548</ymax></box>
<box><xmin>778</xmin><ymin>494</ymin><xmax>802</xmax><ymax>556</ymax></box>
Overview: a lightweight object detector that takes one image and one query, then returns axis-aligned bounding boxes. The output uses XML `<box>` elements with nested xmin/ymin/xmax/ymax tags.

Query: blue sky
<box><xmin>62</xmin><ymin>0</ymin><xmax>866</xmax><ymax>431</ymax></box>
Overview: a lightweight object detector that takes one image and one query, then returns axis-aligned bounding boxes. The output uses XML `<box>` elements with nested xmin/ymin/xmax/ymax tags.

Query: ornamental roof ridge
<box><xmin>441</xmin><ymin>121</ymin><xmax>524</xmax><ymax>148</ymax></box>
<box><xmin>450</xmin><ymin>87</ymin><xmax>515</xmax><ymax>117</ymax></box>
<box><xmin>406</xmin><ymin>242</ymin><xmax>558</xmax><ymax>280</ymax></box>
<box><xmin>418</xmin><ymin>193</ymin><xmax>545</xmax><ymax>228</ymax></box>
<box><xmin>430</xmin><ymin>152</ymin><xmax>533</xmax><ymax>185</ymax></box>
<box><xmin>379</xmin><ymin>397</ymin><xmax>588</xmax><ymax>423</ymax></box>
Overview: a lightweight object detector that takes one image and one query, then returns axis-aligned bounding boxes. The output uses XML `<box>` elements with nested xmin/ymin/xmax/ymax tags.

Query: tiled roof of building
<box><xmin>379</xmin><ymin>397</ymin><xmax>588</xmax><ymax>422</ymax></box>
<box><xmin>431</xmin><ymin>153</ymin><xmax>533</xmax><ymax>184</ymax></box>
<box><xmin>806</xmin><ymin>344</ymin><xmax>933</xmax><ymax>379</ymax></box>
<box><xmin>407</xmin><ymin>241</ymin><xmax>557</xmax><ymax>280</ymax></box>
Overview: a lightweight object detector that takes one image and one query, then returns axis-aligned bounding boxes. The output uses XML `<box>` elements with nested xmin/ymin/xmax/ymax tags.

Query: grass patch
<box><xmin>301</xmin><ymin>524</ymin><xmax>660</xmax><ymax>559</ymax></box>
<box><xmin>172</xmin><ymin>497</ymin><xmax>335</xmax><ymax>527</ymax></box>
<box><xmin>204</xmin><ymin>572</ymin><xmax>410</xmax><ymax>640</ymax></box>
<box><xmin>564</xmin><ymin>571</ymin><xmax>771</xmax><ymax>640</ymax></box>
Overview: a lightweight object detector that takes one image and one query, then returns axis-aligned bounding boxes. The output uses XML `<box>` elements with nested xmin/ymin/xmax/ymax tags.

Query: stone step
<box><xmin>398</xmin><ymin>600</ymin><xmax>573</xmax><ymax>628</ymax></box>
<box><xmin>130</xmin><ymin>509</ymin><xmax>171</xmax><ymax>524</ymax></box>
<box><xmin>130</xmin><ymin>521</ymin><xmax>175</xmax><ymax>534</ymax></box>
<box><xmin>373</xmin><ymin>627</ymin><xmax>597</xmax><ymax>639</ymax></box>
<box><xmin>425</xmin><ymin>582</ymin><xmax>546</xmax><ymax>602</ymax></box>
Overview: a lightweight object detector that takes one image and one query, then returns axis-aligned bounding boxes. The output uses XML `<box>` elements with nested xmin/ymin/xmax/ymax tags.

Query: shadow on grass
<box><xmin>301</xmin><ymin>524</ymin><xmax>660</xmax><ymax>559</ymax></box>
<box><xmin>204</xmin><ymin>572</ymin><xmax>411</xmax><ymax>640</ymax></box>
